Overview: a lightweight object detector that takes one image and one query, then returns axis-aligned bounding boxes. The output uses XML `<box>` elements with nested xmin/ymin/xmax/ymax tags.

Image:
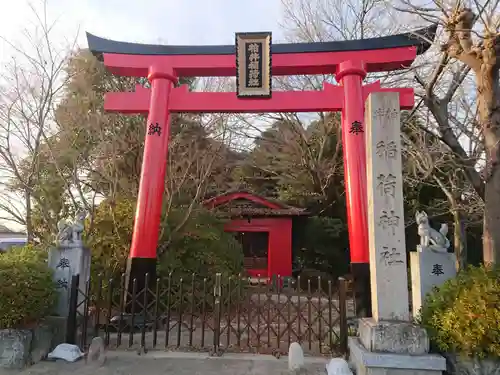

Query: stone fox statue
<box><xmin>56</xmin><ymin>210</ymin><xmax>87</xmax><ymax>245</ymax></box>
<box><xmin>56</xmin><ymin>219</ymin><xmax>73</xmax><ymax>244</ymax></box>
<box><xmin>415</xmin><ymin>210</ymin><xmax>450</xmax><ymax>252</ymax></box>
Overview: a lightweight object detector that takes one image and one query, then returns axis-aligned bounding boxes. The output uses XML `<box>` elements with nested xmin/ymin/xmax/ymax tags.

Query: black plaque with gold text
<box><xmin>236</xmin><ymin>32</ymin><xmax>272</xmax><ymax>98</ymax></box>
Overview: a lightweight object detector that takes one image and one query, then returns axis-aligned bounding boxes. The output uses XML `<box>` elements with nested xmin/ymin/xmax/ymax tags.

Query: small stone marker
<box><xmin>288</xmin><ymin>342</ymin><xmax>304</xmax><ymax>372</ymax></box>
<box><xmin>411</xmin><ymin>249</ymin><xmax>457</xmax><ymax>318</ymax></box>
<box><xmin>326</xmin><ymin>358</ymin><xmax>353</xmax><ymax>375</ymax></box>
<box><xmin>86</xmin><ymin>337</ymin><xmax>106</xmax><ymax>366</ymax></box>
<box><xmin>365</xmin><ymin>92</ymin><xmax>409</xmax><ymax>322</ymax></box>
<box><xmin>48</xmin><ymin>211</ymin><xmax>91</xmax><ymax>317</ymax></box>
<box><xmin>48</xmin><ymin>246</ymin><xmax>91</xmax><ymax>317</ymax></box>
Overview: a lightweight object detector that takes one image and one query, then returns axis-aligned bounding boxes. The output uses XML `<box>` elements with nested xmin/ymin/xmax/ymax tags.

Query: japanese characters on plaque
<box><xmin>56</xmin><ymin>278</ymin><xmax>69</xmax><ymax>290</ymax></box>
<box><xmin>376</xmin><ymin>174</ymin><xmax>396</xmax><ymax>198</ymax></box>
<box><xmin>374</xmin><ymin>107</ymin><xmax>398</xmax><ymax>121</ymax></box>
<box><xmin>373</xmin><ymin>101</ymin><xmax>404</xmax><ymax>269</ymax></box>
<box><xmin>236</xmin><ymin>32</ymin><xmax>272</xmax><ymax>97</ymax></box>
<box><xmin>380</xmin><ymin>246</ymin><xmax>404</xmax><ymax>266</ymax></box>
<box><xmin>376</xmin><ymin>140</ymin><xmax>397</xmax><ymax>160</ymax></box>
<box><xmin>245</xmin><ymin>42</ymin><xmax>262</xmax><ymax>88</ymax></box>
<box><xmin>378</xmin><ymin>209</ymin><xmax>400</xmax><ymax>236</ymax></box>
<box><xmin>366</xmin><ymin>92</ymin><xmax>409</xmax><ymax>321</ymax></box>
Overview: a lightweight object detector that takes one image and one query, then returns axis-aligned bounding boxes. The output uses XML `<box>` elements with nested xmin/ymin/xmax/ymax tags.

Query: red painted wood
<box><xmin>337</xmin><ymin>60</ymin><xmax>369</xmax><ymax>263</ymax></box>
<box><xmin>128</xmin><ymin>66</ymin><xmax>175</xmax><ymax>259</ymax></box>
<box><xmin>203</xmin><ymin>191</ymin><xmax>283</xmax><ymax>209</ymax></box>
<box><xmin>104</xmin><ymin>82</ymin><xmax>414</xmax><ymax>114</ymax></box>
<box><xmin>225</xmin><ymin>218</ymin><xmax>293</xmax><ymax>278</ymax></box>
<box><xmin>203</xmin><ymin>192</ymin><xmax>292</xmax><ymax>278</ymax></box>
<box><xmin>102</xmin><ymin>46</ymin><xmax>417</xmax><ymax>77</ymax></box>
<box><xmin>100</xmin><ymin>46</ymin><xmax>418</xmax><ymax>268</ymax></box>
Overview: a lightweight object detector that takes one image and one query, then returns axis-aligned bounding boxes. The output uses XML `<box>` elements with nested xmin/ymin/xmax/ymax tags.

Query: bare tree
<box><xmin>50</xmin><ymin>47</ymin><xmax>240</xmax><ymax>251</ymax></box>
<box><xmin>402</xmin><ymin>114</ymin><xmax>484</xmax><ymax>269</ymax></box>
<box><xmin>156</xmin><ymin>114</ymin><xmax>235</xmax><ymax>254</ymax></box>
<box><xmin>236</xmin><ymin>113</ymin><xmax>345</xmax><ymax>216</ymax></box>
<box><xmin>278</xmin><ymin>0</ymin><xmax>499</xmax><ymax>264</ymax></box>
<box><xmin>227</xmin><ymin>0</ymin><xmax>379</xmax><ymax>204</ymax></box>
<box><xmin>281</xmin><ymin>0</ymin><xmax>393</xmax><ymax>41</ymax></box>
<box><xmin>393</xmin><ymin>0</ymin><xmax>500</xmax><ymax>263</ymax></box>
<box><xmin>0</xmin><ymin>0</ymin><xmax>82</xmax><ymax>241</ymax></box>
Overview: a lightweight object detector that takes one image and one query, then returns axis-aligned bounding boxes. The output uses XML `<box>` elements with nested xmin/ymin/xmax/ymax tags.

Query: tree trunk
<box><xmin>483</xmin><ymin>171</ymin><xmax>500</xmax><ymax>265</ymax></box>
<box><xmin>25</xmin><ymin>190</ymin><xmax>33</xmax><ymax>243</ymax></box>
<box><xmin>476</xmin><ymin>58</ymin><xmax>500</xmax><ymax>265</ymax></box>
<box><xmin>452</xmin><ymin>208</ymin><xmax>467</xmax><ymax>270</ymax></box>
<box><xmin>431</xmin><ymin>177</ymin><xmax>467</xmax><ymax>269</ymax></box>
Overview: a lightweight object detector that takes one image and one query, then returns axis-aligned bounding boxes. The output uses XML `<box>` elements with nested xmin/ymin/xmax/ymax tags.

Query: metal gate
<box><xmin>66</xmin><ymin>272</ymin><xmax>352</xmax><ymax>356</ymax></box>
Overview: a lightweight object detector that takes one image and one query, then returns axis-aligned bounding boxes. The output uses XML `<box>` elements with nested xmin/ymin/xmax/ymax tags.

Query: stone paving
<box><xmin>0</xmin><ymin>352</ymin><xmax>329</xmax><ymax>375</ymax></box>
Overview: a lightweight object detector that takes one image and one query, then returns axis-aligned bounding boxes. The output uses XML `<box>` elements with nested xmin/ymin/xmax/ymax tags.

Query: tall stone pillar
<box><xmin>348</xmin><ymin>92</ymin><xmax>446</xmax><ymax>375</ymax></box>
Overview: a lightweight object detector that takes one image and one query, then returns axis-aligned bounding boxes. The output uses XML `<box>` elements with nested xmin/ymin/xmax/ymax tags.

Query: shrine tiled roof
<box><xmin>203</xmin><ymin>190</ymin><xmax>308</xmax><ymax>217</ymax></box>
<box><xmin>222</xmin><ymin>206</ymin><xmax>307</xmax><ymax>217</ymax></box>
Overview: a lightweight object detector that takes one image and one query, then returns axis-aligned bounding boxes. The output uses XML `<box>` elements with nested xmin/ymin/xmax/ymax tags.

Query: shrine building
<box><xmin>203</xmin><ymin>191</ymin><xmax>307</xmax><ymax>280</ymax></box>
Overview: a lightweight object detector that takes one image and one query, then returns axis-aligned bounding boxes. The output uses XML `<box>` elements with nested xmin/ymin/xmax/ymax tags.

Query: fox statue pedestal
<box><xmin>411</xmin><ymin>210</ymin><xmax>456</xmax><ymax>318</ymax></box>
<box><xmin>410</xmin><ymin>249</ymin><xmax>457</xmax><ymax>318</ymax></box>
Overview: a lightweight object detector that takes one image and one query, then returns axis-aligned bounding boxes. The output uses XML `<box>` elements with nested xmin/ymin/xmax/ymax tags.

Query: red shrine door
<box><xmin>86</xmin><ymin>25</ymin><xmax>436</xmax><ymax>302</ymax></box>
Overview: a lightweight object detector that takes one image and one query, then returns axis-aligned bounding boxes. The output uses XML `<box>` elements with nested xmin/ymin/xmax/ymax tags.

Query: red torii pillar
<box><xmin>338</xmin><ymin>60</ymin><xmax>372</xmax><ymax>316</ymax></box>
<box><xmin>86</xmin><ymin>25</ymin><xmax>435</xmax><ymax>311</ymax></box>
<box><xmin>124</xmin><ymin>67</ymin><xmax>177</xmax><ymax>283</ymax></box>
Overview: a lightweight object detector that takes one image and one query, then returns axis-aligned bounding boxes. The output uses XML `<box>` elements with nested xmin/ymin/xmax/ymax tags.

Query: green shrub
<box><xmin>0</xmin><ymin>243</ymin><xmax>48</xmax><ymax>262</ymax></box>
<box><xmin>293</xmin><ymin>216</ymin><xmax>349</xmax><ymax>278</ymax></box>
<box><xmin>88</xmin><ymin>197</ymin><xmax>244</xmax><ymax>280</ymax></box>
<box><xmin>87</xmin><ymin>197</ymin><xmax>244</xmax><ymax>311</ymax></box>
<box><xmin>419</xmin><ymin>265</ymin><xmax>500</xmax><ymax>359</ymax></box>
<box><xmin>0</xmin><ymin>245</ymin><xmax>57</xmax><ymax>329</ymax></box>
<box><xmin>87</xmin><ymin>196</ymin><xmax>136</xmax><ymax>282</ymax></box>
<box><xmin>158</xmin><ymin>208</ymin><xmax>244</xmax><ymax>278</ymax></box>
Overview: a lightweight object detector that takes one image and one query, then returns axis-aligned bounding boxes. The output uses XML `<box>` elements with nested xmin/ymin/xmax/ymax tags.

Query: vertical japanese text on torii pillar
<box><xmin>349</xmin><ymin>120</ymin><xmax>364</xmax><ymax>135</ymax></box>
<box><xmin>148</xmin><ymin>122</ymin><xmax>162</xmax><ymax>136</ymax></box>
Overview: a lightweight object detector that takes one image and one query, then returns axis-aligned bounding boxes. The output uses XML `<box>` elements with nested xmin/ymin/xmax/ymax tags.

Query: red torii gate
<box><xmin>87</xmin><ymin>25</ymin><xmax>436</xmax><ymax>311</ymax></box>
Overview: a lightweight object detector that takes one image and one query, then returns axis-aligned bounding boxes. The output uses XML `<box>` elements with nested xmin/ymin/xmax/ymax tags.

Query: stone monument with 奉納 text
<box><xmin>410</xmin><ymin>248</ymin><xmax>457</xmax><ymax>318</ymax></box>
<box><xmin>48</xmin><ymin>211</ymin><xmax>91</xmax><ymax>317</ymax></box>
<box><xmin>348</xmin><ymin>92</ymin><xmax>446</xmax><ymax>375</ymax></box>
<box><xmin>410</xmin><ymin>212</ymin><xmax>456</xmax><ymax>318</ymax></box>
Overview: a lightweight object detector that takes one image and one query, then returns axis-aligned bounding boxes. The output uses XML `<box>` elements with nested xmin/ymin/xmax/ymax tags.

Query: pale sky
<box><xmin>0</xmin><ymin>0</ymin><xmax>286</xmax><ymax>231</ymax></box>
<box><xmin>0</xmin><ymin>0</ymin><xmax>285</xmax><ymax>49</ymax></box>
